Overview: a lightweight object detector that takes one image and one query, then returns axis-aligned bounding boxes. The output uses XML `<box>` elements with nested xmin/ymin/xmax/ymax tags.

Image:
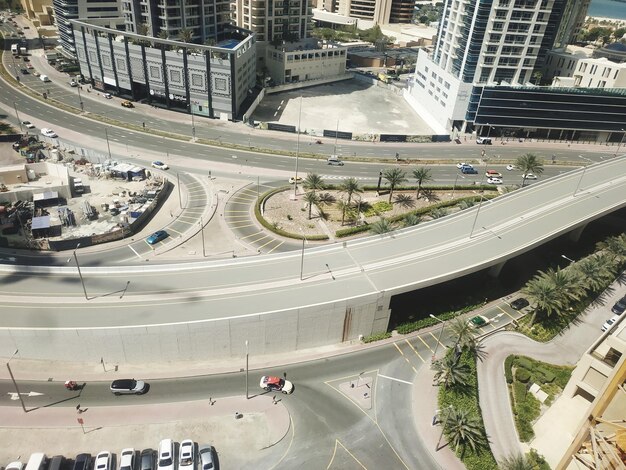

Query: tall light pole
<box><xmin>452</xmin><ymin>174</ymin><xmax>465</xmax><ymax>199</ymax></box>
<box><xmin>293</xmin><ymin>96</ymin><xmax>303</xmax><ymax>199</ymax></box>
<box><xmin>200</xmin><ymin>216</ymin><xmax>206</xmax><ymax>257</ymax></box>
<box><xmin>67</xmin><ymin>243</ymin><xmax>88</xmax><ymax>300</ymax></box>
<box><xmin>14</xmin><ymin>102</ymin><xmax>23</xmax><ymax>132</ymax></box>
<box><xmin>177</xmin><ymin>173</ymin><xmax>182</xmax><ymax>209</ymax></box>
<box><xmin>6</xmin><ymin>349</ymin><xmax>27</xmax><ymax>413</ymax></box>
<box><xmin>300</xmin><ymin>233</ymin><xmax>307</xmax><ymax>280</ymax></box>
<box><xmin>469</xmin><ymin>193</ymin><xmax>486</xmax><ymax>238</ymax></box>
<box><xmin>573</xmin><ymin>155</ymin><xmax>592</xmax><ymax>197</ymax></box>
<box><xmin>429</xmin><ymin>314</ymin><xmax>446</xmax><ymax>363</ymax></box>
<box><xmin>104</xmin><ymin>127</ymin><xmax>112</xmax><ymax>160</ymax></box>
<box><xmin>486</xmin><ymin>123</ymin><xmax>492</xmax><ymax>139</ymax></box>
<box><xmin>77</xmin><ymin>86</ymin><xmax>84</xmax><ymax>112</ymax></box>
<box><xmin>615</xmin><ymin>128</ymin><xmax>625</xmax><ymax>157</ymax></box>
<box><xmin>245</xmin><ymin>340</ymin><xmax>249</xmax><ymax>400</ymax></box>
<box><xmin>190</xmin><ymin>105</ymin><xmax>196</xmax><ymax>142</ymax></box>
<box><xmin>561</xmin><ymin>254</ymin><xmax>575</xmax><ymax>264</ymax></box>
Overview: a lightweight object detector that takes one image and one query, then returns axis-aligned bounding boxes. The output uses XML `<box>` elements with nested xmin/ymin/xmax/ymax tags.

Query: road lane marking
<box><xmin>256</xmin><ymin>238</ymin><xmax>278</xmax><ymax>250</ymax></box>
<box><xmin>393</xmin><ymin>342</ymin><xmax>419</xmax><ymax>373</ymax></box>
<box><xmin>326</xmin><ymin>440</ymin><xmax>367</xmax><ymax>470</ymax></box>
<box><xmin>497</xmin><ymin>305</ymin><xmax>516</xmax><ymax>320</ymax></box>
<box><xmin>240</xmin><ymin>231</ymin><xmax>264</xmax><ymax>240</ymax></box>
<box><xmin>416</xmin><ymin>335</ymin><xmax>433</xmax><ymax>353</ymax></box>
<box><xmin>377</xmin><ymin>374</ymin><xmax>412</xmax><ymax>385</ymax></box>
<box><xmin>268</xmin><ymin>414</ymin><xmax>295</xmax><ymax>470</ymax></box>
<box><xmin>428</xmin><ymin>331</ymin><xmax>448</xmax><ymax>349</ymax></box>
<box><xmin>404</xmin><ymin>339</ymin><xmax>426</xmax><ymax>364</ymax></box>
<box><xmin>128</xmin><ymin>245</ymin><xmax>143</xmax><ymax>260</ymax></box>
<box><xmin>266</xmin><ymin>241</ymin><xmax>284</xmax><ymax>254</ymax></box>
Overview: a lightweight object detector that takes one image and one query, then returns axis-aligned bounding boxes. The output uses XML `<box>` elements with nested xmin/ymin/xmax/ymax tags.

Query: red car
<box><xmin>259</xmin><ymin>375</ymin><xmax>294</xmax><ymax>394</ymax></box>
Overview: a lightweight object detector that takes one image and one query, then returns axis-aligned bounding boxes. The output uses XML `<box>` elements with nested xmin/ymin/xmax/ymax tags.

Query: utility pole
<box><xmin>104</xmin><ymin>128</ymin><xmax>112</xmax><ymax>160</ymax></box>
<box><xmin>293</xmin><ymin>96</ymin><xmax>302</xmax><ymax>199</ymax></box>
<box><xmin>245</xmin><ymin>340</ymin><xmax>249</xmax><ymax>399</ymax></box>
<box><xmin>6</xmin><ymin>349</ymin><xmax>27</xmax><ymax>413</ymax></box>
<box><xmin>77</xmin><ymin>86</ymin><xmax>84</xmax><ymax>111</ymax></box>
<box><xmin>14</xmin><ymin>102</ymin><xmax>23</xmax><ymax>132</ymax></box>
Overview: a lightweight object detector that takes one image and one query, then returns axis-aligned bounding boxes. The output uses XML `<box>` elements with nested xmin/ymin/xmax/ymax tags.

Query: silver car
<box><xmin>198</xmin><ymin>445</ymin><xmax>216</xmax><ymax>470</ymax></box>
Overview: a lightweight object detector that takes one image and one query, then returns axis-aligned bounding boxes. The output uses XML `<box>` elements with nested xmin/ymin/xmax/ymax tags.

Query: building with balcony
<box><xmin>320</xmin><ymin>0</ymin><xmax>415</xmax><ymax>25</ymax></box>
<box><xmin>71</xmin><ymin>19</ymin><xmax>256</xmax><ymax>120</ymax></box>
<box><xmin>544</xmin><ymin>45</ymin><xmax>626</xmax><ymax>89</ymax></box>
<box><xmin>233</xmin><ymin>0</ymin><xmax>313</xmax><ymax>43</ymax></box>
<box><xmin>404</xmin><ymin>0</ymin><xmax>592</xmax><ymax>135</ymax></box>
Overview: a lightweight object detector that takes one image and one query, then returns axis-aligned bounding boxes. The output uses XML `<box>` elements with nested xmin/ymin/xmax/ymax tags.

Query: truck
<box><xmin>11</xmin><ymin>43</ymin><xmax>18</xmax><ymax>54</ymax></box>
<box><xmin>20</xmin><ymin>46</ymin><xmax>27</xmax><ymax>55</ymax></box>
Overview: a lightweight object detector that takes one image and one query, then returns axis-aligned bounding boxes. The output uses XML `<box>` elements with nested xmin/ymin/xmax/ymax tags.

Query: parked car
<box><xmin>121</xmin><ymin>100</ymin><xmax>134</xmax><ymax>108</ymax></box>
<box><xmin>611</xmin><ymin>295</ymin><xmax>626</xmax><ymax>315</ymax></box>
<box><xmin>157</xmin><ymin>439</ymin><xmax>175</xmax><ymax>470</ymax></box>
<box><xmin>601</xmin><ymin>315</ymin><xmax>620</xmax><ymax>332</ymax></box>
<box><xmin>119</xmin><ymin>449</ymin><xmax>135</xmax><ymax>470</ymax></box>
<box><xmin>476</xmin><ymin>137</ymin><xmax>492</xmax><ymax>144</ymax></box>
<box><xmin>506</xmin><ymin>164</ymin><xmax>518</xmax><ymax>171</ymax></box>
<box><xmin>461</xmin><ymin>165</ymin><xmax>478</xmax><ymax>174</ymax></box>
<box><xmin>20</xmin><ymin>68</ymin><xmax>28</xmax><ymax>74</ymax></box>
<box><xmin>485</xmin><ymin>170</ymin><xmax>502</xmax><ymax>178</ymax></box>
<box><xmin>140</xmin><ymin>449</ymin><xmax>156</xmax><ymax>470</ymax></box>
<box><xmin>259</xmin><ymin>375</ymin><xmax>294</xmax><ymax>394</ymax></box>
<box><xmin>41</xmin><ymin>128</ymin><xmax>57</xmax><ymax>138</ymax></box>
<box><xmin>69</xmin><ymin>80</ymin><xmax>78</xmax><ymax>87</ymax></box>
<box><xmin>146</xmin><ymin>230</ymin><xmax>168</xmax><ymax>245</ymax></box>
<box><xmin>469</xmin><ymin>315</ymin><xmax>490</xmax><ymax>327</ymax></box>
<box><xmin>522</xmin><ymin>173</ymin><xmax>538</xmax><ymax>180</ymax></box>
<box><xmin>487</xmin><ymin>177</ymin><xmax>503</xmax><ymax>184</ymax></box>
<box><xmin>179</xmin><ymin>440</ymin><xmax>195</xmax><ymax>470</ymax></box>
<box><xmin>510</xmin><ymin>298</ymin><xmax>530</xmax><ymax>310</ymax></box>
<box><xmin>103</xmin><ymin>93</ymin><xmax>112</xmax><ymax>99</ymax></box>
<box><xmin>72</xmin><ymin>454</ymin><xmax>91</xmax><ymax>470</ymax></box>
<box><xmin>6</xmin><ymin>462</ymin><xmax>24</xmax><ymax>470</ymax></box>
<box><xmin>94</xmin><ymin>452</ymin><xmax>111</xmax><ymax>470</ymax></box>
<box><xmin>151</xmin><ymin>161</ymin><xmax>169</xmax><ymax>170</ymax></box>
<box><xmin>22</xmin><ymin>120</ymin><xmax>35</xmax><ymax>129</ymax></box>
<box><xmin>110</xmin><ymin>378</ymin><xmax>147</xmax><ymax>395</ymax></box>
<box><xmin>25</xmin><ymin>453</ymin><xmax>48</xmax><ymax>470</ymax></box>
<box><xmin>198</xmin><ymin>445</ymin><xmax>217</xmax><ymax>470</ymax></box>
<box><xmin>288</xmin><ymin>176</ymin><xmax>303</xmax><ymax>184</ymax></box>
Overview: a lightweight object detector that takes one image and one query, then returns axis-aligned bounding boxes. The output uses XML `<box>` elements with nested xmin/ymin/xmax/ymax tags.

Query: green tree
<box><xmin>521</xmin><ymin>267</ymin><xmax>580</xmax><ymax>324</ymax></box>
<box><xmin>394</xmin><ymin>194</ymin><xmax>414</xmax><ymax>208</ymax></box>
<box><xmin>448</xmin><ymin>317</ymin><xmax>477</xmax><ymax>351</ymax></box>
<box><xmin>383</xmin><ymin>168</ymin><xmax>407</xmax><ymax>202</ymax></box>
<box><xmin>178</xmin><ymin>28</ymin><xmax>194</xmax><ymax>43</ymax></box>
<box><xmin>433</xmin><ymin>354</ymin><xmax>471</xmax><ymax>389</ymax></box>
<box><xmin>303</xmin><ymin>191</ymin><xmax>319</xmax><ymax>219</ymax></box>
<box><xmin>596</xmin><ymin>234</ymin><xmax>626</xmax><ymax>263</ymax></box>
<box><xmin>336</xmin><ymin>199</ymin><xmax>356</xmax><ymax>226</ymax></box>
<box><xmin>370</xmin><ymin>217</ymin><xmax>393</xmax><ymax>234</ymax></box>
<box><xmin>515</xmin><ymin>153</ymin><xmax>544</xmax><ymax>187</ymax></box>
<box><xmin>339</xmin><ymin>177</ymin><xmax>362</xmax><ymax>205</ymax></box>
<box><xmin>498</xmin><ymin>452</ymin><xmax>534</xmax><ymax>470</ymax></box>
<box><xmin>412</xmin><ymin>167</ymin><xmax>433</xmax><ymax>199</ymax></box>
<box><xmin>444</xmin><ymin>408</ymin><xmax>487</xmax><ymax>454</ymax></box>
<box><xmin>572</xmin><ymin>255</ymin><xmax>616</xmax><ymax>294</ymax></box>
<box><xmin>303</xmin><ymin>173</ymin><xmax>325</xmax><ymax>194</ymax></box>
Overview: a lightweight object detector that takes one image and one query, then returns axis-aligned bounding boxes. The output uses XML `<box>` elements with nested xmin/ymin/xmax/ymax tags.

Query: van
<box><xmin>25</xmin><ymin>453</ymin><xmax>48</xmax><ymax>470</ymax></box>
<box><xmin>40</xmin><ymin>75</ymin><xmax>50</xmax><ymax>82</ymax></box>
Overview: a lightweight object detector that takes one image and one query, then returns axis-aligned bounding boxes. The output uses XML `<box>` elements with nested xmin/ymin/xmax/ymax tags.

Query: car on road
<box><xmin>327</xmin><ymin>155</ymin><xmax>344</xmax><ymax>166</ymax></box>
<box><xmin>22</xmin><ymin>121</ymin><xmax>35</xmax><ymax>129</ymax></box>
<box><xmin>103</xmin><ymin>93</ymin><xmax>113</xmax><ymax>99</ymax></box>
<box><xmin>157</xmin><ymin>439</ymin><xmax>175</xmax><ymax>470</ymax></box>
<box><xmin>487</xmin><ymin>177</ymin><xmax>503</xmax><ymax>184</ymax></box>
<box><xmin>456</xmin><ymin>162</ymin><xmax>472</xmax><ymax>169</ymax></box>
<box><xmin>260</xmin><ymin>375</ymin><xmax>294</xmax><ymax>394</ymax></box>
<box><xmin>20</xmin><ymin>68</ymin><xmax>28</xmax><ymax>74</ymax></box>
<box><xmin>461</xmin><ymin>165</ymin><xmax>478</xmax><ymax>174</ymax></box>
<box><xmin>469</xmin><ymin>315</ymin><xmax>490</xmax><ymax>328</ymax></box>
<box><xmin>95</xmin><ymin>452</ymin><xmax>111</xmax><ymax>470</ymax></box>
<box><xmin>121</xmin><ymin>100</ymin><xmax>134</xmax><ymax>108</ymax></box>
<box><xmin>69</xmin><ymin>80</ymin><xmax>78</xmax><ymax>87</ymax></box>
<box><xmin>41</xmin><ymin>128</ymin><xmax>57</xmax><ymax>138</ymax></box>
<box><xmin>485</xmin><ymin>170</ymin><xmax>502</xmax><ymax>178</ymax></box>
<box><xmin>179</xmin><ymin>440</ymin><xmax>195</xmax><ymax>470</ymax></box>
<box><xmin>198</xmin><ymin>445</ymin><xmax>217</xmax><ymax>470</ymax></box>
<box><xmin>151</xmin><ymin>161</ymin><xmax>169</xmax><ymax>170</ymax></box>
<box><xmin>110</xmin><ymin>378</ymin><xmax>147</xmax><ymax>395</ymax></box>
<box><xmin>140</xmin><ymin>449</ymin><xmax>156</xmax><ymax>470</ymax></box>
<box><xmin>288</xmin><ymin>176</ymin><xmax>303</xmax><ymax>184</ymax></box>
<box><xmin>119</xmin><ymin>449</ymin><xmax>135</xmax><ymax>470</ymax></box>
<box><xmin>26</xmin><ymin>63</ymin><xmax>34</xmax><ymax>69</ymax></box>
<box><xmin>510</xmin><ymin>298</ymin><xmax>530</xmax><ymax>310</ymax></box>
<box><xmin>611</xmin><ymin>295</ymin><xmax>626</xmax><ymax>315</ymax></box>
<box><xmin>506</xmin><ymin>164</ymin><xmax>517</xmax><ymax>171</ymax></box>
<box><xmin>476</xmin><ymin>137</ymin><xmax>492</xmax><ymax>144</ymax></box>
<box><xmin>601</xmin><ymin>315</ymin><xmax>620</xmax><ymax>332</ymax></box>
<box><xmin>523</xmin><ymin>173</ymin><xmax>538</xmax><ymax>180</ymax></box>
<box><xmin>146</xmin><ymin>230</ymin><xmax>168</xmax><ymax>245</ymax></box>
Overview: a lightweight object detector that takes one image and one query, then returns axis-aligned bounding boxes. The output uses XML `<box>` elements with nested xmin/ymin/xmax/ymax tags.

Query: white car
<box><xmin>288</xmin><ymin>176</ymin><xmax>303</xmax><ymax>184</ymax></box>
<box><xmin>22</xmin><ymin>120</ymin><xmax>35</xmax><ymax>129</ymax></box>
<box><xmin>487</xmin><ymin>177</ymin><xmax>503</xmax><ymax>184</ymax></box>
<box><xmin>485</xmin><ymin>170</ymin><xmax>502</xmax><ymax>178</ymax></box>
<box><xmin>69</xmin><ymin>80</ymin><xmax>78</xmax><ymax>87</ymax></box>
<box><xmin>506</xmin><ymin>164</ymin><xmax>518</xmax><ymax>171</ymax></box>
<box><xmin>456</xmin><ymin>162</ymin><xmax>473</xmax><ymax>169</ymax></box>
<box><xmin>103</xmin><ymin>93</ymin><xmax>113</xmax><ymax>99</ymax></box>
<box><xmin>95</xmin><ymin>452</ymin><xmax>111</xmax><ymax>470</ymax></box>
<box><xmin>41</xmin><ymin>128</ymin><xmax>57</xmax><ymax>138</ymax></box>
<box><xmin>601</xmin><ymin>315</ymin><xmax>620</xmax><ymax>332</ymax></box>
<box><xmin>5</xmin><ymin>462</ymin><xmax>23</xmax><ymax>470</ymax></box>
<box><xmin>119</xmin><ymin>448</ymin><xmax>135</xmax><ymax>470</ymax></box>
<box><xmin>522</xmin><ymin>173</ymin><xmax>537</xmax><ymax>180</ymax></box>
<box><xmin>151</xmin><ymin>161</ymin><xmax>169</xmax><ymax>170</ymax></box>
<box><xmin>179</xmin><ymin>439</ymin><xmax>195</xmax><ymax>470</ymax></box>
<box><xmin>157</xmin><ymin>439</ymin><xmax>175</xmax><ymax>470</ymax></box>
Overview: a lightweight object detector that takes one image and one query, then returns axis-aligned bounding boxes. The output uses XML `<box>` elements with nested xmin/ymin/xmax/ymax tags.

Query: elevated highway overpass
<box><xmin>1</xmin><ymin>156</ymin><xmax>625</xmax><ymax>363</ymax></box>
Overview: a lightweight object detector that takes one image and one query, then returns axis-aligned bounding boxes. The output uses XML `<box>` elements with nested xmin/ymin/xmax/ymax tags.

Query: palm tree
<box><xmin>433</xmin><ymin>354</ymin><xmax>470</xmax><ymax>389</ymax></box>
<box><xmin>412</xmin><ymin>167</ymin><xmax>433</xmax><ymax>199</ymax></box>
<box><xmin>383</xmin><ymin>168</ymin><xmax>407</xmax><ymax>202</ymax></box>
<box><xmin>572</xmin><ymin>255</ymin><xmax>616</xmax><ymax>294</ymax></box>
<box><xmin>339</xmin><ymin>177</ymin><xmax>362</xmax><ymax>205</ymax></box>
<box><xmin>317</xmin><ymin>192</ymin><xmax>336</xmax><ymax>206</ymax></box>
<box><xmin>178</xmin><ymin>28</ymin><xmax>194</xmax><ymax>43</ymax></box>
<box><xmin>596</xmin><ymin>234</ymin><xmax>626</xmax><ymax>263</ymax></box>
<box><xmin>370</xmin><ymin>217</ymin><xmax>393</xmax><ymax>234</ymax></box>
<box><xmin>448</xmin><ymin>317</ymin><xmax>477</xmax><ymax>351</ymax></box>
<box><xmin>521</xmin><ymin>267</ymin><xmax>580</xmax><ymax>324</ymax></box>
<box><xmin>336</xmin><ymin>199</ymin><xmax>355</xmax><ymax>226</ymax></box>
<box><xmin>303</xmin><ymin>191</ymin><xmax>319</xmax><ymax>219</ymax></box>
<box><xmin>444</xmin><ymin>408</ymin><xmax>486</xmax><ymax>454</ymax></box>
<box><xmin>403</xmin><ymin>213</ymin><xmax>422</xmax><ymax>227</ymax></box>
<box><xmin>499</xmin><ymin>453</ymin><xmax>534</xmax><ymax>470</ymax></box>
<box><xmin>394</xmin><ymin>194</ymin><xmax>414</xmax><ymax>208</ymax></box>
<box><xmin>303</xmin><ymin>173</ymin><xmax>325</xmax><ymax>194</ymax></box>
<box><xmin>515</xmin><ymin>153</ymin><xmax>544</xmax><ymax>187</ymax></box>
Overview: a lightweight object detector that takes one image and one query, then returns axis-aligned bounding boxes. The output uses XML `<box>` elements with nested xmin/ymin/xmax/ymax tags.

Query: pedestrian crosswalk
<box><xmin>320</xmin><ymin>175</ymin><xmax>370</xmax><ymax>181</ymax></box>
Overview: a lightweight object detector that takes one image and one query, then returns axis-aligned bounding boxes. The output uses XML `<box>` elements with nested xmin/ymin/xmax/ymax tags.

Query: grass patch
<box><xmin>362</xmin><ymin>332</ymin><xmax>392</xmax><ymax>343</ymax></box>
<box><xmin>363</xmin><ymin>201</ymin><xmax>393</xmax><ymax>217</ymax></box>
<box><xmin>506</xmin><ymin>355</ymin><xmax>574</xmax><ymax>442</ymax></box>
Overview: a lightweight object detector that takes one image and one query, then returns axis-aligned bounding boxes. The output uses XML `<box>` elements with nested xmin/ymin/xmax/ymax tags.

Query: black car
<box><xmin>73</xmin><ymin>454</ymin><xmax>91</xmax><ymax>470</ymax></box>
<box><xmin>140</xmin><ymin>449</ymin><xmax>156</xmax><ymax>470</ymax></box>
<box><xmin>611</xmin><ymin>295</ymin><xmax>626</xmax><ymax>315</ymax></box>
<box><xmin>511</xmin><ymin>298</ymin><xmax>529</xmax><ymax>310</ymax></box>
<box><xmin>20</xmin><ymin>68</ymin><xmax>28</xmax><ymax>74</ymax></box>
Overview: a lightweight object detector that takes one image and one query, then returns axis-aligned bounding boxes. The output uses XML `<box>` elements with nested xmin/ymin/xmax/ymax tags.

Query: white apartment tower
<box><xmin>405</xmin><ymin>0</ymin><xmax>590</xmax><ymax>133</ymax></box>
<box><xmin>233</xmin><ymin>0</ymin><xmax>313</xmax><ymax>42</ymax></box>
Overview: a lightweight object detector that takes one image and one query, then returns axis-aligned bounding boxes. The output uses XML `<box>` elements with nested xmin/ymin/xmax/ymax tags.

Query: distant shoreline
<box><xmin>586</xmin><ymin>15</ymin><xmax>626</xmax><ymax>26</ymax></box>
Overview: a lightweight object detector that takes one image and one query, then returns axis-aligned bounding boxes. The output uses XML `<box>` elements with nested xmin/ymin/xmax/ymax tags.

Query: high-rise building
<box><xmin>232</xmin><ymin>0</ymin><xmax>313</xmax><ymax>43</ymax></box>
<box><xmin>405</xmin><ymin>0</ymin><xmax>592</xmax><ymax>133</ymax></box>
<box><xmin>325</xmin><ymin>0</ymin><xmax>414</xmax><ymax>25</ymax></box>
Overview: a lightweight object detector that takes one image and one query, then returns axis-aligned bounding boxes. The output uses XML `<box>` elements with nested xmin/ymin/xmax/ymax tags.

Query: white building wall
<box><xmin>545</xmin><ymin>48</ymin><xmax>626</xmax><ymax>89</ymax></box>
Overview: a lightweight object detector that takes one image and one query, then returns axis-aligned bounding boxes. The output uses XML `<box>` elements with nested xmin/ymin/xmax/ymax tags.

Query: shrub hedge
<box><xmin>362</xmin><ymin>332</ymin><xmax>392</xmax><ymax>343</ymax></box>
<box><xmin>504</xmin><ymin>356</ymin><xmax>514</xmax><ymax>384</ymax></box>
<box><xmin>395</xmin><ymin>303</ymin><xmax>483</xmax><ymax>335</ymax></box>
<box><xmin>516</xmin><ymin>368</ymin><xmax>531</xmax><ymax>383</ymax></box>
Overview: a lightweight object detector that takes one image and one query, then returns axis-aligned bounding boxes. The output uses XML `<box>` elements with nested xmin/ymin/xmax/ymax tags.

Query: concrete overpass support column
<box><xmin>568</xmin><ymin>224</ymin><xmax>588</xmax><ymax>243</ymax></box>
<box><xmin>488</xmin><ymin>261</ymin><xmax>506</xmax><ymax>278</ymax></box>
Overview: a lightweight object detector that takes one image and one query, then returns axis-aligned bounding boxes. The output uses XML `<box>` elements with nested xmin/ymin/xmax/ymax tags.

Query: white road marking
<box><xmin>128</xmin><ymin>244</ymin><xmax>143</xmax><ymax>260</ymax></box>
<box><xmin>378</xmin><ymin>374</ymin><xmax>412</xmax><ymax>385</ymax></box>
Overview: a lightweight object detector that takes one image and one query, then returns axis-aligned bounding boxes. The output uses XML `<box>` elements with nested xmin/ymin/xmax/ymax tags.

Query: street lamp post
<box><xmin>200</xmin><ymin>216</ymin><xmax>206</xmax><ymax>257</ymax></box>
<box><xmin>77</xmin><ymin>86</ymin><xmax>84</xmax><ymax>112</ymax></box>
<box><xmin>245</xmin><ymin>340</ymin><xmax>249</xmax><ymax>400</ymax></box>
<box><xmin>452</xmin><ymin>174</ymin><xmax>465</xmax><ymax>199</ymax></box>
<box><xmin>190</xmin><ymin>105</ymin><xmax>196</xmax><ymax>142</ymax></box>
<box><xmin>300</xmin><ymin>233</ymin><xmax>307</xmax><ymax>280</ymax></box>
<box><xmin>104</xmin><ymin>128</ymin><xmax>112</xmax><ymax>160</ymax></box>
<box><xmin>561</xmin><ymin>254</ymin><xmax>575</xmax><ymax>264</ymax></box>
<box><xmin>13</xmin><ymin>102</ymin><xmax>23</xmax><ymax>132</ymax></box>
<box><xmin>573</xmin><ymin>155</ymin><xmax>592</xmax><ymax>196</ymax></box>
<box><xmin>469</xmin><ymin>194</ymin><xmax>486</xmax><ymax>238</ymax></box>
<box><xmin>6</xmin><ymin>349</ymin><xmax>27</xmax><ymax>413</ymax></box>
<box><xmin>429</xmin><ymin>314</ymin><xmax>446</xmax><ymax>363</ymax></box>
<box><xmin>615</xmin><ymin>128</ymin><xmax>625</xmax><ymax>157</ymax></box>
<box><xmin>435</xmin><ymin>405</ymin><xmax>454</xmax><ymax>451</ymax></box>
<box><xmin>293</xmin><ymin>96</ymin><xmax>303</xmax><ymax>199</ymax></box>
<box><xmin>68</xmin><ymin>243</ymin><xmax>88</xmax><ymax>300</ymax></box>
